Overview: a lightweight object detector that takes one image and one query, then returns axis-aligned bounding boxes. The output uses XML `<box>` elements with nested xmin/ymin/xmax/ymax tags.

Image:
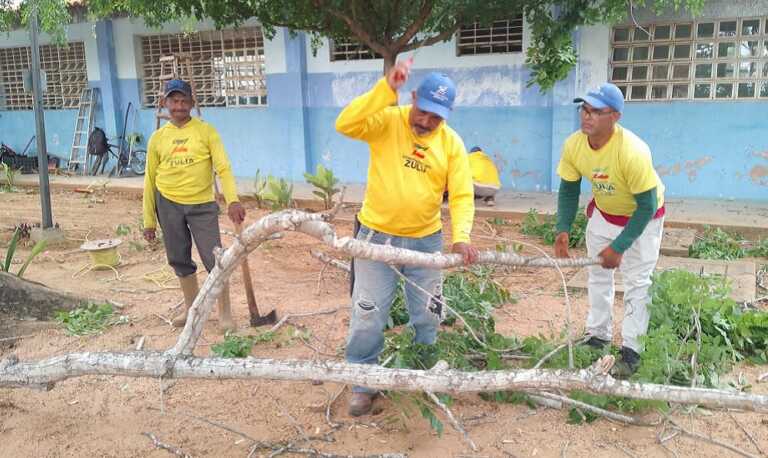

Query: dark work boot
<box><xmin>611</xmin><ymin>346</ymin><xmax>641</xmax><ymax>379</ymax></box>
<box><xmin>584</xmin><ymin>336</ymin><xmax>611</xmax><ymax>350</ymax></box>
<box><xmin>348</xmin><ymin>392</ymin><xmax>376</xmax><ymax>417</ymax></box>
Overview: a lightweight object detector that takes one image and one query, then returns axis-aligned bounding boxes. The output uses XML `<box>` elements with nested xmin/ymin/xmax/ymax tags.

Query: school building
<box><xmin>0</xmin><ymin>0</ymin><xmax>766</xmax><ymax>200</ymax></box>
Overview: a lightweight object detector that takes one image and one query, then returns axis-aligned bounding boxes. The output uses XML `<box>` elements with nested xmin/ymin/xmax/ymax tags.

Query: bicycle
<box><xmin>89</xmin><ymin>134</ymin><xmax>146</xmax><ymax>177</ymax></box>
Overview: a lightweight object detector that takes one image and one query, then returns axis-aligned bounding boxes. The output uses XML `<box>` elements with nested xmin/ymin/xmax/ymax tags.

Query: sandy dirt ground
<box><xmin>1</xmin><ymin>188</ymin><xmax>767</xmax><ymax>458</ymax></box>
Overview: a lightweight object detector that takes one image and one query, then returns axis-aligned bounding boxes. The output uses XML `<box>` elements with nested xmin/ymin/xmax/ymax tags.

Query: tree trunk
<box><xmin>1</xmin><ymin>352</ymin><xmax>767</xmax><ymax>413</ymax></box>
<box><xmin>0</xmin><ymin>271</ymin><xmax>87</xmax><ymax>320</ymax></box>
<box><xmin>382</xmin><ymin>50</ymin><xmax>397</xmax><ymax>75</ymax></box>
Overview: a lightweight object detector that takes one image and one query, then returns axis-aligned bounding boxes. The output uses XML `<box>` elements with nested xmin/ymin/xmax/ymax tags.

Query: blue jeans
<box><xmin>345</xmin><ymin>223</ymin><xmax>444</xmax><ymax>394</ymax></box>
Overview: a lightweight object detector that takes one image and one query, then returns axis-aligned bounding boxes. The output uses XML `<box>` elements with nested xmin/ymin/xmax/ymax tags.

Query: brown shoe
<box><xmin>348</xmin><ymin>392</ymin><xmax>375</xmax><ymax>417</ymax></box>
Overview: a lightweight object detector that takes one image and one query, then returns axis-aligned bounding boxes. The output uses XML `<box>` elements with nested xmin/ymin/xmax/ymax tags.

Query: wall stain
<box><xmin>750</xmin><ymin>165</ymin><xmax>768</xmax><ymax>186</ymax></box>
<box><xmin>683</xmin><ymin>156</ymin><xmax>713</xmax><ymax>182</ymax></box>
<box><xmin>656</xmin><ymin>162</ymin><xmax>682</xmax><ymax>176</ymax></box>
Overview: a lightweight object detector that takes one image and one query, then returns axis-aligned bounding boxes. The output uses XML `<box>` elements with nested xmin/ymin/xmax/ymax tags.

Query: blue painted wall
<box><xmin>620</xmin><ymin>101</ymin><xmax>768</xmax><ymax>200</ymax></box>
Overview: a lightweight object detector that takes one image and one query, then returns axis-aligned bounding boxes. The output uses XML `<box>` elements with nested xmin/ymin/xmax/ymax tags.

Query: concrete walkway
<box><xmin>14</xmin><ymin>173</ymin><xmax>768</xmax><ymax>236</ymax></box>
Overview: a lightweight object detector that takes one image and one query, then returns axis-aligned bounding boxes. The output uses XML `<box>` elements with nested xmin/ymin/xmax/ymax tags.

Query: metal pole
<box><xmin>29</xmin><ymin>10</ymin><xmax>53</xmax><ymax>229</ymax></box>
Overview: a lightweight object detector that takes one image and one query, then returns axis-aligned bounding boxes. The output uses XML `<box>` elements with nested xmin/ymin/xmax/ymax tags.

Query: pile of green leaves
<box><xmin>521</xmin><ymin>208</ymin><xmax>586</xmax><ymax>248</ymax></box>
<box><xmin>638</xmin><ymin>270</ymin><xmax>768</xmax><ymax>386</ymax></box>
<box><xmin>688</xmin><ymin>226</ymin><xmax>768</xmax><ymax>260</ymax></box>
<box><xmin>381</xmin><ymin>267</ymin><xmax>768</xmax><ymax>429</ymax></box>
<box><xmin>381</xmin><ymin>267</ymin><xmax>518</xmax><ymax>432</ymax></box>
<box><xmin>688</xmin><ymin>227</ymin><xmax>746</xmax><ymax>260</ymax></box>
<box><xmin>55</xmin><ymin>303</ymin><xmax>121</xmax><ymax>336</ymax></box>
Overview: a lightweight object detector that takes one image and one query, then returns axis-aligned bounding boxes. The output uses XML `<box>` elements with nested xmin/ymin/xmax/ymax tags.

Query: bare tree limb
<box><xmin>142</xmin><ymin>432</ymin><xmax>191</xmax><ymax>458</ymax></box>
<box><xmin>393</xmin><ymin>0</ymin><xmax>434</xmax><ymax>50</ymax></box>
<box><xmin>401</xmin><ymin>24</ymin><xmax>460</xmax><ymax>52</ymax></box>
<box><xmin>665</xmin><ymin>414</ymin><xmax>760</xmax><ymax>458</ymax></box>
<box><xmin>3</xmin><ymin>353</ymin><xmax>768</xmax><ymax>413</ymax></box>
<box><xmin>728</xmin><ymin>412</ymin><xmax>766</xmax><ymax>456</ymax></box>
<box><xmin>533</xmin><ymin>391</ymin><xmax>653</xmax><ymax>426</ymax></box>
<box><xmin>426</xmin><ymin>390</ymin><xmax>478</xmax><ymax>452</ymax></box>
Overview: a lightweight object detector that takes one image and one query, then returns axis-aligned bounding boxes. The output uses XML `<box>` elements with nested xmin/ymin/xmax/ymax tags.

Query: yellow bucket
<box><xmin>80</xmin><ymin>238</ymin><xmax>122</xmax><ymax>270</ymax></box>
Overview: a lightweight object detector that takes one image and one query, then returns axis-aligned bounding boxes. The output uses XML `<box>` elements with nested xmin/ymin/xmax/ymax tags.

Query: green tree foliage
<box><xmin>3</xmin><ymin>0</ymin><xmax>705</xmax><ymax>91</ymax></box>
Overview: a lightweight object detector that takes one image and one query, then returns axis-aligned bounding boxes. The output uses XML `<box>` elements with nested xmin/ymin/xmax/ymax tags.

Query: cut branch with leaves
<box><xmin>2</xmin><ymin>209</ymin><xmax>767</xmax><ymax>422</ymax></box>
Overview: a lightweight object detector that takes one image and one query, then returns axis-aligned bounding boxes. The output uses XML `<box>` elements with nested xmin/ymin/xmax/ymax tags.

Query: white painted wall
<box><xmin>305</xmin><ymin>21</ymin><xmax>532</xmax><ymax>73</ymax></box>
<box><xmin>111</xmin><ymin>17</ymin><xmax>286</xmax><ymax>80</ymax></box>
<box><xmin>576</xmin><ymin>25</ymin><xmax>611</xmax><ymax>96</ymax></box>
<box><xmin>0</xmin><ymin>21</ymin><xmax>100</xmax><ymax>81</ymax></box>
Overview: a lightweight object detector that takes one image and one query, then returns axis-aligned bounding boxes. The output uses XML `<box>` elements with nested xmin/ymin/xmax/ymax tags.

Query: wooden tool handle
<box><xmin>235</xmin><ymin>222</ymin><xmax>259</xmax><ymax>313</ymax></box>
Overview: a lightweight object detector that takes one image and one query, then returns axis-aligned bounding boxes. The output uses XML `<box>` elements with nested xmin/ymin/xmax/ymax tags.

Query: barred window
<box><xmin>329</xmin><ymin>39</ymin><xmax>381</xmax><ymax>61</ymax></box>
<box><xmin>611</xmin><ymin>18</ymin><xmax>768</xmax><ymax>101</ymax></box>
<box><xmin>140</xmin><ymin>27</ymin><xmax>267</xmax><ymax>108</ymax></box>
<box><xmin>457</xmin><ymin>16</ymin><xmax>523</xmax><ymax>56</ymax></box>
<box><xmin>0</xmin><ymin>42</ymin><xmax>87</xmax><ymax>111</ymax></box>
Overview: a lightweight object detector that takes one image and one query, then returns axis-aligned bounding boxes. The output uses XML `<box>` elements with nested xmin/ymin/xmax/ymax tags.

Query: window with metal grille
<box><xmin>610</xmin><ymin>18</ymin><xmax>768</xmax><ymax>101</ymax></box>
<box><xmin>0</xmin><ymin>42</ymin><xmax>87</xmax><ymax>111</ymax></box>
<box><xmin>329</xmin><ymin>39</ymin><xmax>382</xmax><ymax>61</ymax></box>
<box><xmin>139</xmin><ymin>27</ymin><xmax>267</xmax><ymax>108</ymax></box>
<box><xmin>457</xmin><ymin>16</ymin><xmax>524</xmax><ymax>56</ymax></box>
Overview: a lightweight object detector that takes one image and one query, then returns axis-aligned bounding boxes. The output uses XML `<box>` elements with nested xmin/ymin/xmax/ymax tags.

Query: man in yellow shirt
<box><xmin>142</xmin><ymin>79</ymin><xmax>245</xmax><ymax>333</ymax></box>
<box><xmin>468</xmin><ymin>146</ymin><xmax>501</xmax><ymax>206</ymax></box>
<box><xmin>554</xmin><ymin>83</ymin><xmax>665</xmax><ymax>378</ymax></box>
<box><xmin>336</xmin><ymin>61</ymin><xmax>478</xmax><ymax>416</ymax></box>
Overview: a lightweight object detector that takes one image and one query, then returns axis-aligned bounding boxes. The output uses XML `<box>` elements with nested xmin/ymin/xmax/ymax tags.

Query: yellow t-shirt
<box><xmin>142</xmin><ymin>117</ymin><xmax>239</xmax><ymax>229</ymax></box>
<box><xmin>468</xmin><ymin>150</ymin><xmax>501</xmax><ymax>188</ymax></box>
<box><xmin>335</xmin><ymin>78</ymin><xmax>475</xmax><ymax>244</ymax></box>
<box><xmin>557</xmin><ymin>124</ymin><xmax>664</xmax><ymax>216</ymax></box>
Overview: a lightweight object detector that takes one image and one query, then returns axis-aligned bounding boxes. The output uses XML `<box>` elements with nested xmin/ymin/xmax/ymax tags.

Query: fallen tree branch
<box><xmin>2</xmin><ymin>353</ymin><xmax>768</xmax><ymax>412</ymax></box>
<box><xmin>728</xmin><ymin>412</ymin><xmax>766</xmax><ymax>456</ymax></box>
<box><xmin>533</xmin><ymin>391</ymin><xmax>652</xmax><ymax>426</ymax></box>
<box><xmin>426</xmin><ymin>390</ymin><xmax>478</xmax><ymax>452</ymax></box>
<box><xmin>170</xmin><ymin>210</ymin><xmax>599</xmax><ymax>356</ymax></box>
<box><xmin>268</xmin><ymin>308</ymin><xmax>341</xmax><ymax>334</ymax></box>
<box><xmin>310</xmin><ymin>249</ymin><xmax>351</xmax><ymax>272</ymax></box>
<box><xmin>142</xmin><ymin>432</ymin><xmax>191</xmax><ymax>458</ymax></box>
<box><xmin>665</xmin><ymin>414</ymin><xmax>760</xmax><ymax>458</ymax></box>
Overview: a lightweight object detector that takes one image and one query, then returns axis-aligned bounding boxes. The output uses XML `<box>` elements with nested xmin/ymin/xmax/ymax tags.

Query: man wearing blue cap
<box><xmin>142</xmin><ymin>79</ymin><xmax>245</xmax><ymax>333</ymax></box>
<box><xmin>553</xmin><ymin>83</ymin><xmax>665</xmax><ymax>378</ymax></box>
<box><xmin>336</xmin><ymin>60</ymin><xmax>478</xmax><ymax>415</ymax></box>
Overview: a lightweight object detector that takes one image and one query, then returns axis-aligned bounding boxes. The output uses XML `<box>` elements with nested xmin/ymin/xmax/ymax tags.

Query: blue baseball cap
<box><xmin>164</xmin><ymin>79</ymin><xmax>192</xmax><ymax>98</ymax></box>
<box><xmin>574</xmin><ymin>83</ymin><xmax>624</xmax><ymax>113</ymax></box>
<box><xmin>470</xmin><ymin>146</ymin><xmax>482</xmax><ymax>152</ymax></box>
<box><xmin>415</xmin><ymin>72</ymin><xmax>456</xmax><ymax>120</ymax></box>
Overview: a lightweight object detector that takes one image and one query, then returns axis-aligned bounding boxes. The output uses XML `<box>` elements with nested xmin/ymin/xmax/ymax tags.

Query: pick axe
<box><xmin>235</xmin><ymin>222</ymin><xmax>277</xmax><ymax>326</ymax></box>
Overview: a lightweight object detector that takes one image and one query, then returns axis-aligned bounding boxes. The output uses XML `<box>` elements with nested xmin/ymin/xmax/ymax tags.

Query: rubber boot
<box><xmin>217</xmin><ymin>282</ymin><xmax>236</xmax><ymax>334</ymax></box>
<box><xmin>173</xmin><ymin>274</ymin><xmax>199</xmax><ymax>327</ymax></box>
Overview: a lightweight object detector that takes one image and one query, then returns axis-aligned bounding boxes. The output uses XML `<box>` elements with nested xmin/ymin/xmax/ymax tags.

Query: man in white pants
<box><xmin>553</xmin><ymin>83</ymin><xmax>665</xmax><ymax>378</ymax></box>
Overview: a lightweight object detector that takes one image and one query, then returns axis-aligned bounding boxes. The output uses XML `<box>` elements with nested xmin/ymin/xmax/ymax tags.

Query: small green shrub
<box><xmin>303</xmin><ymin>164</ymin><xmax>340</xmax><ymax>210</ymax></box>
<box><xmin>211</xmin><ymin>333</ymin><xmax>255</xmax><ymax>358</ymax></box>
<box><xmin>2</xmin><ymin>228</ymin><xmax>47</xmax><ymax>278</ymax></box>
<box><xmin>521</xmin><ymin>208</ymin><xmax>586</xmax><ymax>247</ymax></box>
<box><xmin>262</xmin><ymin>175</ymin><xmax>294</xmax><ymax>210</ymax></box>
